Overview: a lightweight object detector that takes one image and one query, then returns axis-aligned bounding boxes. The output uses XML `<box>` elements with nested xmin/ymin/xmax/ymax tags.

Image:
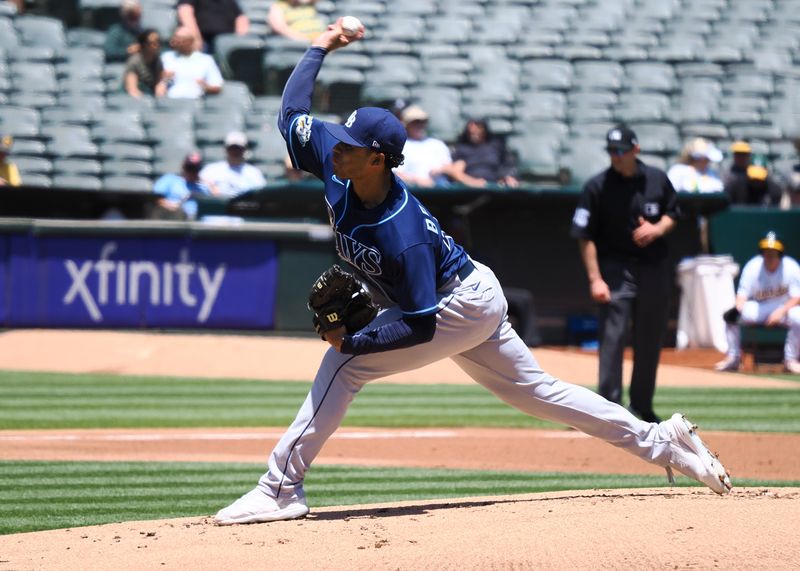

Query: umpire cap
<box><xmin>759</xmin><ymin>231</ymin><xmax>784</xmax><ymax>253</ymax></box>
<box><xmin>324</xmin><ymin>107</ymin><xmax>406</xmax><ymax>156</ymax></box>
<box><xmin>605</xmin><ymin>125</ymin><xmax>638</xmax><ymax>152</ymax></box>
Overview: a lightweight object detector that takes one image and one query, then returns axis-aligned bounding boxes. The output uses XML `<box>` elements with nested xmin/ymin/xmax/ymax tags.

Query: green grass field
<box><xmin>1</xmin><ymin>370</ymin><xmax>799</xmax><ymax>431</ymax></box>
<box><xmin>1</xmin><ymin>369</ymin><xmax>798</xmax><ymax>535</ymax></box>
<box><xmin>1</xmin><ymin>461</ymin><xmax>796</xmax><ymax>535</ymax></box>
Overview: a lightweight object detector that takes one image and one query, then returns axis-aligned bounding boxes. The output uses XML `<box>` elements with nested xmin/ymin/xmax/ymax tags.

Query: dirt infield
<box><xmin>1</xmin><ymin>330</ymin><xmax>799</xmax><ymax>569</ymax></box>
<box><xmin>1</xmin><ymin>489</ymin><xmax>798</xmax><ymax>571</ymax></box>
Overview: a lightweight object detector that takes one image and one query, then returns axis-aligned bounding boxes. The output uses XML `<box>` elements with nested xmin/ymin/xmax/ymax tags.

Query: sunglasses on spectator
<box><xmin>606</xmin><ymin>148</ymin><xmax>631</xmax><ymax>157</ymax></box>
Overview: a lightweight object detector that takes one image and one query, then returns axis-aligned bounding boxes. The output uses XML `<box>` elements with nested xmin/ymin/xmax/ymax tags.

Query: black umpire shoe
<box><xmin>627</xmin><ymin>405</ymin><xmax>662</xmax><ymax>423</ymax></box>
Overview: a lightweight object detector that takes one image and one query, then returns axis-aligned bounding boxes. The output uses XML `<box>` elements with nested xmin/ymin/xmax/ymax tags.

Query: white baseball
<box><xmin>341</xmin><ymin>15</ymin><xmax>362</xmax><ymax>37</ymax></box>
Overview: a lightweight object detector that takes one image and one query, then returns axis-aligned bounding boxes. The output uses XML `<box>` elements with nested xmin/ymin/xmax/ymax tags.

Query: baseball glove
<box><xmin>722</xmin><ymin>307</ymin><xmax>741</xmax><ymax>324</ymax></box>
<box><xmin>308</xmin><ymin>265</ymin><xmax>378</xmax><ymax>338</ymax></box>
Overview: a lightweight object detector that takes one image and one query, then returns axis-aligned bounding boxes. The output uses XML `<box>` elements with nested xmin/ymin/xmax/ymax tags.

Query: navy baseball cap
<box><xmin>324</xmin><ymin>107</ymin><xmax>406</xmax><ymax>156</ymax></box>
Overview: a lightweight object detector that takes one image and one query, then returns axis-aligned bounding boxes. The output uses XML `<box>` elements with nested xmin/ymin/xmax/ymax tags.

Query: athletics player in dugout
<box><xmin>571</xmin><ymin>125</ymin><xmax>680</xmax><ymax>423</ymax></box>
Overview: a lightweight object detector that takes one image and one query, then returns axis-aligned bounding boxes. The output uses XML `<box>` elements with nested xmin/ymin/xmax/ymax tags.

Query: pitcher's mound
<box><xmin>1</xmin><ymin>487</ymin><xmax>797</xmax><ymax>570</ymax></box>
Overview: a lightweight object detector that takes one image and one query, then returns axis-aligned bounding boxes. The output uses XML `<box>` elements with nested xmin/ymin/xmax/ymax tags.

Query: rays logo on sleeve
<box><xmin>295</xmin><ymin>115</ymin><xmax>313</xmax><ymax>146</ymax></box>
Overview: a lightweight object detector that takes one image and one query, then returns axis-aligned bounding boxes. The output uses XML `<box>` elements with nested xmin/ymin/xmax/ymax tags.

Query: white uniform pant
<box><xmin>725</xmin><ymin>300</ymin><xmax>800</xmax><ymax>361</ymax></box>
<box><xmin>258</xmin><ymin>261</ymin><xmax>674</xmax><ymax>500</ymax></box>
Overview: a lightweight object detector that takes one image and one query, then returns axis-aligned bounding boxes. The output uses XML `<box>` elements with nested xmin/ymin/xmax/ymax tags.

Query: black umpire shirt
<box><xmin>177</xmin><ymin>0</ymin><xmax>242</xmax><ymax>43</ymax></box>
<box><xmin>570</xmin><ymin>159</ymin><xmax>680</xmax><ymax>264</ymax></box>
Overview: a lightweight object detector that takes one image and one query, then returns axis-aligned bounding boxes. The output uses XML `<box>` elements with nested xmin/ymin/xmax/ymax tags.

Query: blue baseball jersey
<box><xmin>282</xmin><ymin>113</ymin><xmax>468</xmax><ymax>316</ymax></box>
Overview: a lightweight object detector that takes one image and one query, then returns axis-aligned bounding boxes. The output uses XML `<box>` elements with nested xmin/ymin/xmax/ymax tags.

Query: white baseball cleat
<box><xmin>784</xmin><ymin>359</ymin><xmax>800</xmax><ymax>374</ymax></box>
<box><xmin>664</xmin><ymin>413</ymin><xmax>732</xmax><ymax>495</ymax></box>
<box><xmin>214</xmin><ymin>488</ymin><xmax>309</xmax><ymax>525</ymax></box>
<box><xmin>714</xmin><ymin>356</ymin><xmax>741</xmax><ymax>372</ymax></box>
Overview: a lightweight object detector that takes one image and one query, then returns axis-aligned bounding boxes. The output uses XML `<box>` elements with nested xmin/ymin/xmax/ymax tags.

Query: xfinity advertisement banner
<box><xmin>5</xmin><ymin>235</ymin><xmax>278</xmax><ymax>329</ymax></box>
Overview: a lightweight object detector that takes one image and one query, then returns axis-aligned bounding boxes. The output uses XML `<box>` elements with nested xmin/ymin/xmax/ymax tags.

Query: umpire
<box><xmin>570</xmin><ymin>125</ymin><xmax>680</xmax><ymax>423</ymax></box>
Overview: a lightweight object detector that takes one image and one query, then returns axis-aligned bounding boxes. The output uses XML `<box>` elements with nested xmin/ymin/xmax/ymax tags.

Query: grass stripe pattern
<box><xmin>0</xmin><ymin>370</ymin><xmax>799</xmax><ymax>431</ymax></box>
<box><xmin>1</xmin><ymin>460</ymin><xmax>796</xmax><ymax>535</ymax></box>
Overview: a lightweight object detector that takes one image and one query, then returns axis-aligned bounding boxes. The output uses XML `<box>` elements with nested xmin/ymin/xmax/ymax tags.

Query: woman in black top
<box><xmin>448</xmin><ymin>118</ymin><xmax>519</xmax><ymax>188</ymax></box>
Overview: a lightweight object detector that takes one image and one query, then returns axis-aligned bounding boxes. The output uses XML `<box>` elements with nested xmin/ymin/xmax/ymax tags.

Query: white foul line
<box><xmin>0</xmin><ymin>429</ymin><xmax>588</xmax><ymax>442</ymax></box>
<box><xmin>0</xmin><ymin>430</ymin><xmax>460</xmax><ymax>442</ymax></box>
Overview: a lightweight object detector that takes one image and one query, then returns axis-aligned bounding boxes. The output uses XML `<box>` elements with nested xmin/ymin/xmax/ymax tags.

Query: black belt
<box><xmin>456</xmin><ymin>259</ymin><xmax>476</xmax><ymax>280</ymax></box>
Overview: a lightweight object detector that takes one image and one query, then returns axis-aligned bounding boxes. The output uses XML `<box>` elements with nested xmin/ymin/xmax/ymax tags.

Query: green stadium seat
<box><xmin>560</xmin><ymin>137</ymin><xmax>610</xmax><ymax>186</ymax></box>
<box><xmin>9</xmin><ymin>91</ymin><xmax>58</xmax><ymax>109</ymax></box>
<box><xmin>374</xmin><ymin>16</ymin><xmax>425</xmax><ymax>42</ymax></box>
<box><xmin>0</xmin><ymin>18</ymin><xmax>19</xmax><ymax>50</ymax></box>
<box><xmin>554</xmin><ymin>44</ymin><xmax>604</xmax><ymax>60</ymax></box>
<box><xmin>508</xmin><ymin>135</ymin><xmax>562</xmax><ymax>181</ymax></box>
<box><xmin>249</xmin><ymin>126</ymin><xmax>289</xmax><ymax>165</ymax></box>
<box><xmin>103</xmin><ymin>175</ymin><xmax>153</xmax><ymax>192</ymax></box>
<box><xmin>139</xmin><ymin>6</ymin><xmax>176</xmax><ymax>42</ymax></box>
<box><xmin>78</xmin><ymin>0</ymin><xmax>122</xmax><ymax>31</ymax></box>
<box><xmin>214</xmin><ymin>34</ymin><xmax>266</xmax><ymax>95</ymax></box>
<box><xmin>570</xmin><ymin>121</ymin><xmax>616</xmax><ymax>140</ymax></box>
<box><xmin>679</xmin><ymin>122</ymin><xmax>729</xmax><ymax>141</ymax></box>
<box><xmin>60</xmin><ymin>76</ymin><xmax>107</xmax><ymax>95</ymax></box>
<box><xmin>629</xmin><ymin>122</ymin><xmax>681</xmax><ymax>155</ymax></box>
<box><xmin>568</xmin><ymin>105</ymin><xmax>615</xmax><ymax>123</ymax></box>
<box><xmin>10</xmin><ymin>63</ymin><xmax>58</xmax><ymax>93</ymax></box>
<box><xmin>66</xmin><ymin>27</ymin><xmax>107</xmax><ymax>48</ymax></box>
<box><xmin>520</xmin><ymin>59</ymin><xmax>572</xmax><ymax>91</ymax></box>
<box><xmin>385</xmin><ymin>0</ymin><xmax>437</xmax><ymax>17</ymax></box>
<box><xmin>728</xmin><ymin>124</ymin><xmax>783</xmax><ymax>142</ymax></box>
<box><xmin>15</xmin><ymin>15</ymin><xmax>66</xmax><ymax>51</ymax></box>
<box><xmin>603</xmin><ymin>46</ymin><xmax>648</xmax><ymax>61</ymax></box>
<box><xmin>572</xmin><ymin>60</ymin><xmax>624</xmax><ymax>91</ymax></box>
<box><xmin>8</xmin><ymin>138</ymin><xmax>46</xmax><ymax>156</ymax></box>
<box><xmin>53</xmin><ymin>157</ymin><xmax>102</xmax><ymax>176</ymax></box>
<box><xmin>624</xmin><ymin>62</ymin><xmax>675</xmax><ymax>92</ymax></box>
<box><xmin>13</xmin><ymin>156</ymin><xmax>53</xmax><ymax>175</ymax></box>
<box><xmin>57</xmin><ymin>93</ymin><xmax>106</xmax><ymax>112</ymax></box>
<box><xmin>52</xmin><ymin>174</ymin><xmax>102</xmax><ymax>190</ymax></box>
<box><xmin>99</xmin><ymin>142</ymin><xmax>153</xmax><ymax>162</ymax></box>
<box><xmin>8</xmin><ymin>46</ymin><xmax>55</xmax><ymax>63</ymax></box>
<box><xmin>18</xmin><ymin>173</ymin><xmax>51</xmax><ymax>187</ymax></box>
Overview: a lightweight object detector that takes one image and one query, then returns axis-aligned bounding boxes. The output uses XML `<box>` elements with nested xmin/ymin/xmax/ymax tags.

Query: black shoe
<box><xmin>627</xmin><ymin>405</ymin><xmax>662</xmax><ymax>423</ymax></box>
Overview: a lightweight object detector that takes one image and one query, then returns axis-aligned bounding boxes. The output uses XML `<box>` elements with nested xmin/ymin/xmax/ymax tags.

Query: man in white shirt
<box><xmin>161</xmin><ymin>26</ymin><xmax>224</xmax><ymax>99</ymax></box>
<box><xmin>200</xmin><ymin>131</ymin><xmax>266</xmax><ymax>197</ymax></box>
<box><xmin>715</xmin><ymin>232</ymin><xmax>800</xmax><ymax>373</ymax></box>
<box><xmin>395</xmin><ymin>105</ymin><xmax>452</xmax><ymax>187</ymax></box>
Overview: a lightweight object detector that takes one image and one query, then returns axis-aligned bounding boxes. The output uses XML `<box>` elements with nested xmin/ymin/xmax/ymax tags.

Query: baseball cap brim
<box><xmin>606</xmin><ymin>143</ymin><xmax>634</xmax><ymax>152</ymax></box>
<box><xmin>324</xmin><ymin>122</ymin><xmax>366</xmax><ymax>148</ymax></box>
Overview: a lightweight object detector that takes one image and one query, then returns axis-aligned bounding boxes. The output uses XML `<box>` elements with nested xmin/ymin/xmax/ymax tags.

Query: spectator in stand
<box><xmin>0</xmin><ymin>135</ymin><xmax>21</xmax><ymax>187</ymax></box>
<box><xmin>161</xmin><ymin>26</ymin><xmax>224</xmax><ymax>99</ymax></box>
<box><xmin>722</xmin><ymin>140</ymin><xmax>752</xmax><ymax>189</ymax></box>
<box><xmin>268</xmin><ymin>0</ymin><xmax>326</xmax><ymax>43</ymax></box>
<box><xmin>777</xmin><ymin>137</ymin><xmax>800</xmax><ymax>207</ymax></box>
<box><xmin>200</xmin><ymin>131</ymin><xmax>266</xmax><ymax>197</ymax></box>
<box><xmin>395</xmin><ymin>105</ymin><xmax>452</xmax><ymax>188</ymax></box>
<box><xmin>667</xmin><ymin>137</ymin><xmax>724</xmax><ymax>193</ymax></box>
<box><xmin>124</xmin><ymin>29</ymin><xmax>166</xmax><ymax>98</ymax></box>
<box><xmin>104</xmin><ymin>0</ymin><xmax>143</xmax><ymax>63</ymax></box>
<box><xmin>722</xmin><ymin>140</ymin><xmax>783</xmax><ymax>206</ymax></box>
<box><xmin>152</xmin><ymin>151</ymin><xmax>213</xmax><ymax>219</ymax></box>
<box><xmin>177</xmin><ymin>0</ymin><xmax>249</xmax><ymax>53</ymax></box>
<box><xmin>447</xmin><ymin>117</ymin><xmax>519</xmax><ymax>188</ymax></box>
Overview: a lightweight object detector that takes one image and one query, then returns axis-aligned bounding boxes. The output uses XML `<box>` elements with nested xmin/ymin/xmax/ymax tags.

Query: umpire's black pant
<box><xmin>597</xmin><ymin>257</ymin><xmax>671</xmax><ymax>414</ymax></box>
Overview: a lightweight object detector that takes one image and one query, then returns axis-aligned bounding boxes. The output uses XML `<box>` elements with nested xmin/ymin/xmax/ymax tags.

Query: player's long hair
<box><xmin>384</xmin><ymin>153</ymin><xmax>404</xmax><ymax>170</ymax></box>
